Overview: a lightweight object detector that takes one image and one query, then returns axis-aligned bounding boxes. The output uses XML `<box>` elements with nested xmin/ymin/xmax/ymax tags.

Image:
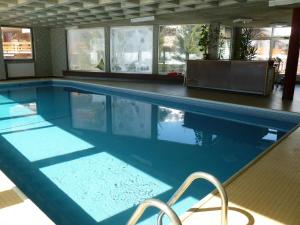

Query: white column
<box><xmin>0</xmin><ymin>29</ymin><xmax>6</xmax><ymax>80</ymax></box>
<box><xmin>152</xmin><ymin>24</ymin><xmax>159</xmax><ymax>74</ymax></box>
<box><xmin>105</xmin><ymin>26</ymin><xmax>111</xmax><ymax>72</ymax></box>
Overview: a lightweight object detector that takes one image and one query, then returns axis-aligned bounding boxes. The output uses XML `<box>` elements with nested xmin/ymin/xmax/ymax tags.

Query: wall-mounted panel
<box><xmin>7</xmin><ymin>62</ymin><xmax>35</xmax><ymax>78</ymax></box>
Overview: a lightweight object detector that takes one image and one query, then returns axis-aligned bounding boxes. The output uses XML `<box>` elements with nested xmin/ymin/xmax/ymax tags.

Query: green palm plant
<box><xmin>198</xmin><ymin>25</ymin><xmax>210</xmax><ymax>58</ymax></box>
<box><xmin>172</xmin><ymin>24</ymin><xmax>202</xmax><ymax>61</ymax></box>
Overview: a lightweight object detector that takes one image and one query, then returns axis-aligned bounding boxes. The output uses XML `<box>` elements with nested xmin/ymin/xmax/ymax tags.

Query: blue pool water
<box><xmin>0</xmin><ymin>81</ymin><xmax>299</xmax><ymax>225</ymax></box>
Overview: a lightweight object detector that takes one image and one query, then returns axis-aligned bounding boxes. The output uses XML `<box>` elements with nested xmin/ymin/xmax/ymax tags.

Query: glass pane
<box><xmin>1</xmin><ymin>27</ymin><xmax>33</xmax><ymax>59</ymax></box>
<box><xmin>110</xmin><ymin>26</ymin><xmax>153</xmax><ymax>73</ymax></box>
<box><xmin>220</xmin><ymin>39</ymin><xmax>231</xmax><ymax>60</ymax></box>
<box><xmin>219</xmin><ymin>25</ymin><xmax>231</xmax><ymax>60</ymax></box>
<box><xmin>251</xmin><ymin>27</ymin><xmax>272</xmax><ymax>39</ymax></box>
<box><xmin>158</xmin><ymin>24</ymin><xmax>203</xmax><ymax>74</ymax></box>
<box><xmin>273</xmin><ymin>27</ymin><xmax>291</xmax><ymax>37</ymax></box>
<box><xmin>252</xmin><ymin>40</ymin><xmax>270</xmax><ymax>60</ymax></box>
<box><xmin>272</xmin><ymin>39</ymin><xmax>289</xmax><ymax>74</ymax></box>
<box><xmin>220</xmin><ymin>26</ymin><xmax>232</xmax><ymax>39</ymax></box>
<box><xmin>68</xmin><ymin>28</ymin><xmax>105</xmax><ymax>71</ymax></box>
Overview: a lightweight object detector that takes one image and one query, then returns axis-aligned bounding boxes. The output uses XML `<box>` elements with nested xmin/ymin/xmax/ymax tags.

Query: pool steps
<box><xmin>127</xmin><ymin>199</ymin><xmax>182</xmax><ymax>225</ymax></box>
<box><xmin>128</xmin><ymin>172</ymin><xmax>228</xmax><ymax>225</ymax></box>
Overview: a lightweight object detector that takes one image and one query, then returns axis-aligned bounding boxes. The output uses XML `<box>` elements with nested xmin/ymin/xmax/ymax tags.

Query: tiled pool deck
<box><xmin>0</xmin><ymin>78</ymin><xmax>299</xmax><ymax>225</ymax></box>
<box><xmin>0</xmin><ymin>170</ymin><xmax>55</xmax><ymax>225</ymax></box>
<box><xmin>182</xmin><ymin>126</ymin><xmax>300</xmax><ymax>225</ymax></box>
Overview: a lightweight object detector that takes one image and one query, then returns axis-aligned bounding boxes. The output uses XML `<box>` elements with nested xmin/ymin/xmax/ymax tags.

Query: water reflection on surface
<box><xmin>0</xmin><ymin>86</ymin><xmax>288</xmax><ymax>225</ymax></box>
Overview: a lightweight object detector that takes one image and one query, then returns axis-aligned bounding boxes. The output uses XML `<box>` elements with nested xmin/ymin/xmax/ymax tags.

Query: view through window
<box><xmin>158</xmin><ymin>24</ymin><xmax>204</xmax><ymax>74</ymax></box>
<box><xmin>1</xmin><ymin>27</ymin><xmax>33</xmax><ymax>60</ymax></box>
<box><xmin>220</xmin><ymin>25</ymin><xmax>232</xmax><ymax>60</ymax></box>
<box><xmin>110</xmin><ymin>26</ymin><xmax>153</xmax><ymax>73</ymax></box>
<box><xmin>67</xmin><ymin>28</ymin><xmax>105</xmax><ymax>71</ymax></box>
<box><xmin>251</xmin><ymin>27</ymin><xmax>300</xmax><ymax>74</ymax></box>
<box><xmin>158</xmin><ymin>24</ymin><xmax>231</xmax><ymax>74</ymax></box>
<box><xmin>63</xmin><ymin>25</ymin><xmax>300</xmax><ymax>75</ymax></box>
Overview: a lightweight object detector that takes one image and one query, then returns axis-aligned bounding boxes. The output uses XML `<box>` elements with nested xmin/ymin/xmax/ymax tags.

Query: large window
<box><xmin>252</xmin><ymin>40</ymin><xmax>271</xmax><ymax>60</ymax></box>
<box><xmin>271</xmin><ymin>39</ymin><xmax>289</xmax><ymax>73</ymax></box>
<box><xmin>67</xmin><ymin>28</ymin><xmax>105</xmax><ymax>71</ymax></box>
<box><xmin>251</xmin><ymin>28</ymin><xmax>272</xmax><ymax>60</ymax></box>
<box><xmin>220</xmin><ymin>26</ymin><xmax>232</xmax><ymax>60</ymax></box>
<box><xmin>158</xmin><ymin>24</ymin><xmax>230</xmax><ymax>74</ymax></box>
<box><xmin>1</xmin><ymin>27</ymin><xmax>33</xmax><ymax>60</ymax></box>
<box><xmin>251</xmin><ymin>27</ymin><xmax>300</xmax><ymax>74</ymax></box>
<box><xmin>158</xmin><ymin>25</ymin><xmax>204</xmax><ymax>74</ymax></box>
<box><xmin>110</xmin><ymin>26</ymin><xmax>153</xmax><ymax>73</ymax></box>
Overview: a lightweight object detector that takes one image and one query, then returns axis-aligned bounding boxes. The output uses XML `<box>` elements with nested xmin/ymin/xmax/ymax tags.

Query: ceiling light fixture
<box><xmin>65</xmin><ymin>26</ymin><xmax>78</xmax><ymax>30</ymax></box>
<box><xmin>131</xmin><ymin>16</ymin><xmax>155</xmax><ymax>23</ymax></box>
<box><xmin>269</xmin><ymin>22</ymin><xmax>288</xmax><ymax>27</ymax></box>
<box><xmin>233</xmin><ymin>18</ymin><xmax>253</xmax><ymax>24</ymax></box>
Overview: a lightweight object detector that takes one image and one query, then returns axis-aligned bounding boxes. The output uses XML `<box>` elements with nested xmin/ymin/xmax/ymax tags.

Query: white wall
<box><xmin>0</xmin><ymin>33</ymin><xmax>5</xmax><ymax>80</ymax></box>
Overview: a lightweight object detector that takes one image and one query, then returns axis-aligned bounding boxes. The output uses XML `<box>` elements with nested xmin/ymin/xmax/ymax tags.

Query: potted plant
<box><xmin>96</xmin><ymin>58</ymin><xmax>105</xmax><ymax>71</ymax></box>
<box><xmin>239</xmin><ymin>28</ymin><xmax>257</xmax><ymax>60</ymax></box>
<box><xmin>198</xmin><ymin>25</ymin><xmax>210</xmax><ymax>59</ymax></box>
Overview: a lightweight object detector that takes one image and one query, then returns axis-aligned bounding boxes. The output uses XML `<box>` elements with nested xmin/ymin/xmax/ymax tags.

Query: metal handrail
<box><xmin>127</xmin><ymin>198</ymin><xmax>182</xmax><ymax>225</ymax></box>
<box><xmin>157</xmin><ymin>172</ymin><xmax>228</xmax><ymax>225</ymax></box>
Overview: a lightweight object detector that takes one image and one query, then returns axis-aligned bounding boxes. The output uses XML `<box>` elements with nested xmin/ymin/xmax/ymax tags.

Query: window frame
<box><xmin>1</xmin><ymin>26</ymin><xmax>34</xmax><ymax>62</ymax></box>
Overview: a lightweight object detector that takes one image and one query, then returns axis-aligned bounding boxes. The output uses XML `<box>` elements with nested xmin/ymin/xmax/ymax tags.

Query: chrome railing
<box><xmin>157</xmin><ymin>171</ymin><xmax>228</xmax><ymax>225</ymax></box>
<box><xmin>127</xmin><ymin>198</ymin><xmax>182</xmax><ymax>225</ymax></box>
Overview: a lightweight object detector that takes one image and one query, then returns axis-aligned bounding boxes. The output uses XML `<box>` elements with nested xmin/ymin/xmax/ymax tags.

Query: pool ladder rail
<box><xmin>127</xmin><ymin>171</ymin><xmax>228</xmax><ymax>225</ymax></box>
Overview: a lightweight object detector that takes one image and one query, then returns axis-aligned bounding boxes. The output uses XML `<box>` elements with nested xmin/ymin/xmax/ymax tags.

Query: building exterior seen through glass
<box><xmin>251</xmin><ymin>27</ymin><xmax>300</xmax><ymax>74</ymax></box>
<box><xmin>64</xmin><ymin>25</ymin><xmax>299</xmax><ymax>75</ymax></box>
<box><xmin>1</xmin><ymin>27</ymin><xmax>33</xmax><ymax>60</ymax></box>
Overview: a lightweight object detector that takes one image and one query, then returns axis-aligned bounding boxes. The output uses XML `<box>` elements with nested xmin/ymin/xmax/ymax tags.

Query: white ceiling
<box><xmin>0</xmin><ymin>0</ymin><xmax>295</xmax><ymax>28</ymax></box>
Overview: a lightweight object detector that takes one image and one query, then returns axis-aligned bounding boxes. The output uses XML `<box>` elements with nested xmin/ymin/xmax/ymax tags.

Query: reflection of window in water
<box><xmin>9</xmin><ymin>88</ymin><xmax>37</xmax><ymax>103</ymax></box>
<box><xmin>158</xmin><ymin>106</ymin><xmax>184</xmax><ymax>122</ymax></box>
<box><xmin>71</xmin><ymin>92</ymin><xmax>107</xmax><ymax>132</ymax></box>
<box><xmin>158</xmin><ymin>106</ymin><xmax>197</xmax><ymax>145</ymax></box>
<box><xmin>262</xmin><ymin>129</ymin><xmax>278</xmax><ymax>141</ymax></box>
<box><xmin>10</xmin><ymin>102</ymin><xmax>37</xmax><ymax>116</ymax></box>
<box><xmin>24</xmin><ymin>102</ymin><xmax>37</xmax><ymax>113</ymax></box>
<box><xmin>112</xmin><ymin>96</ymin><xmax>151</xmax><ymax>138</ymax></box>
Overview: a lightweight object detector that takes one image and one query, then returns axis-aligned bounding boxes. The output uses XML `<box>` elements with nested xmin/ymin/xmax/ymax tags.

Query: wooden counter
<box><xmin>186</xmin><ymin>60</ymin><xmax>275</xmax><ymax>95</ymax></box>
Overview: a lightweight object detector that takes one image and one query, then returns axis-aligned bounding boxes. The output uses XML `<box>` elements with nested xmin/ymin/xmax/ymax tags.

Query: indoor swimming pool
<box><xmin>0</xmin><ymin>80</ymin><xmax>299</xmax><ymax>225</ymax></box>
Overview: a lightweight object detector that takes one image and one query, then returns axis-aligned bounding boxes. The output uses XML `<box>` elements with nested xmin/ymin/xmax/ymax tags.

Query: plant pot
<box><xmin>203</xmin><ymin>54</ymin><xmax>209</xmax><ymax>60</ymax></box>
